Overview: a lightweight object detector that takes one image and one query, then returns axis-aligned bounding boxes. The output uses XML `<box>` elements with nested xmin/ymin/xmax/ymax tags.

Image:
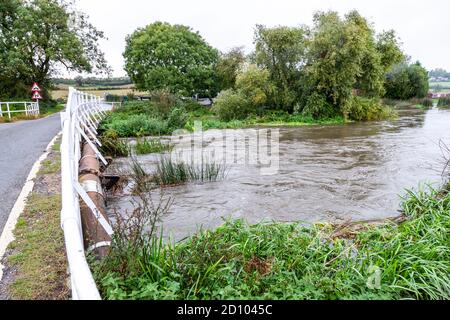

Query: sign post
<box><xmin>31</xmin><ymin>82</ymin><xmax>42</xmax><ymax>115</ymax></box>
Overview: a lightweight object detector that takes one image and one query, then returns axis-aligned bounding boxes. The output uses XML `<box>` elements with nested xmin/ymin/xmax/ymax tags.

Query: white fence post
<box><xmin>60</xmin><ymin>87</ymin><xmax>114</xmax><ymax>300</ymax></box>
<box><xmin>0</xmin><ymin>101</ymin><xmax>40</xmax><ymax>118</ymax></box>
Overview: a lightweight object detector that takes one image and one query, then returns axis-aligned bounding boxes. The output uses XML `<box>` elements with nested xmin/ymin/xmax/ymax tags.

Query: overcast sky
<box><xmin>74</xmin><ymin>0</ymin><xmax>450</xmax><ymax>78</ymax></box>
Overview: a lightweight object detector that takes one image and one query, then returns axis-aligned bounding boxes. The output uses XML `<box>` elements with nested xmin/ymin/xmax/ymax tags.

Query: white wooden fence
<box><xmin>60</xmin><ymin>87</ymin><xmax>113</xmax><ymax>300</ymax></box>
<box><xmin>0</xmin><ymin>101</ymin><xmax>40</xmax><ymax>118</ymax></box>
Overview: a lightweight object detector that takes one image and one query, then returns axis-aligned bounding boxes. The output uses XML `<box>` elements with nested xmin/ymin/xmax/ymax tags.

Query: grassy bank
<box><xmin>99</xmin><ymin>100</ymin><xmax>349</xmax><ymax>138</ymax></box>
<box><xmin>94</xmin><ymin>184</ymin><xmax>450</xmax><ymax>300</ymax></box>
<box><xmin>1</xmin><ymin>138</ymin><xmax>69</xmax><ymax>299</ymax></box>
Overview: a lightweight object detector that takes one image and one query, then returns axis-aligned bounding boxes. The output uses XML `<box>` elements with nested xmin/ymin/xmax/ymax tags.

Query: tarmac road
<box><xmin>0</xmin><ymin>114</ymin><xmax>61</xmax><ymax>235</ymax></box>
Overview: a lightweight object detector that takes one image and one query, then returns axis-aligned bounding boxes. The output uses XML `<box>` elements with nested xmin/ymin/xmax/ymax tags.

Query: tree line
<box><xmin>0</xmin><ymin>1</ymin><xmax>429</xmax><ymax>121</ymax></box>
<box><xmin>124</xmin><ymin>11</ymin><xmax>429</xmax><ymax>120</ymax></box>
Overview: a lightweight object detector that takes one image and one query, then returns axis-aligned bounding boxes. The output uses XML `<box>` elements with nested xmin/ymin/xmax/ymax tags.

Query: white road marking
<box><xmin>0</xmin><ymin>132</ymin><xmax>61</xmax><ymax>281</ymax></box>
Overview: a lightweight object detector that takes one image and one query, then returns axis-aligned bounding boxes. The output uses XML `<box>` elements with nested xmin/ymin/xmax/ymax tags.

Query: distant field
<box><xmin>430</xmin><ymin>81</ymin><xmax>450</xmax><ymax>87</ymax></box>
<box><xmin>429</xmin><ymin>81</ymin><xmax>450</xmax><ymax>93</ymax></box>
<box><xmin>51</xmin><ymin>85</ymin><xmax>147</xmax><ymax>100</ymax></box>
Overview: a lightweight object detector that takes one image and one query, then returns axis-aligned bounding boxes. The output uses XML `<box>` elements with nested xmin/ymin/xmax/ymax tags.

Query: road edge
<box><xmin>0</xmin><ymin>131</ymin><xmax>61</xmax><ymax>281</ymax></box>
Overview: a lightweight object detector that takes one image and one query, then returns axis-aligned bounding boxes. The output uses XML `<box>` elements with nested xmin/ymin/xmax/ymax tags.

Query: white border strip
<box><xmin>0</xmin><ymin>132</ymin><xmax>61</xmax><ymax>281</ymax></box>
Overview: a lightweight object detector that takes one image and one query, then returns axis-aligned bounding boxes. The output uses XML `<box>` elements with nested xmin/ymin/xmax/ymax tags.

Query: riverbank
<box><xmin>94</xmin><ymin>184</ymin><xmax>449</xmax><ymax>300</ymax></box>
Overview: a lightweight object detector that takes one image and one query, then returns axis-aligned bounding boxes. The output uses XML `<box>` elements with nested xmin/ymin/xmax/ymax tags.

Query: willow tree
<box><xmin>305</xmin><ymin>10</ymin><xmax>404</xmax><ymax>117</ymax></box>
<box><xmin>254</xmin><ymin>25</ymin><xmax>309</xmax><ymax>112</ymax></box>
<box><xmin>0</xmin><ymin>0</ymin><xmax>109</xmax><ymax>99</ymax></box>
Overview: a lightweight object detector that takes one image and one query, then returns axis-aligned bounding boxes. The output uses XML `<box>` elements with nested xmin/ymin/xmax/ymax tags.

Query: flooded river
<box><xmin>106</xmin><ymin>107</ymin><xmax>450</xmax><ymax>241</ymax></box>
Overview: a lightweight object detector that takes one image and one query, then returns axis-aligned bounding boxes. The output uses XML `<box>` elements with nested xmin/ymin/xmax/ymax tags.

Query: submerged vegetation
<box><xmin>438</xmin><ymin>97</ymin><xmax>450</xmax><ymax>108</ymax></box>
<box><xmin>94</xmin><ymin>185</ymin><xmax>450</xmax><ymax>300</ymax></box>
<box><xmin>154</xmin><ymin>156</ymin><xmax>226</xmax><ymax>186</ymax></box>
<box><xmin>128</xmin><ymin>156</ymin><xmax>226</xmax><ymax>191</ymax></box>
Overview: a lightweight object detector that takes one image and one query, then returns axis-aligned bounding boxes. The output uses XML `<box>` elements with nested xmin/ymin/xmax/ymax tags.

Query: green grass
<box><xmin>99</xmin><ymin>129</ymin><xmax>130</xmax><ymax>157</ymax></box>
<box><xmin>94</xmin><ymin>184</ymin><xmax>450</xmax><ymax>300</ymax></box>
<box><xmin>7</xmin><ymin>193</ymin><xmax>67</xmax><ymax>300</ymax></box>
<box><xmin>135</xmin><ymin>138</ymin><xmax>172</xmax><ymax>155</ymax></box>
<box><xmin>5</xmin><ymin>136</ymin><xmax>68</xmax><ymax>300</ymax></box>
<box><xmin>153</xmin><ymin>156</ymin><xmax>226</xmax><ymax>186</ymax></box>
<box><xmin>437</xmin><ymin>97</ymin><xmax>450</xmax><ymax>109</ymax></box>
<box><xmin>185</xmin><ymin>111</ymin><xmax>345</xmax><ymax>132</ymax></box>
<box><xmin>39</xmin><ymin>157</ymin><xmax>61</xmax><ymax>174</ymax></box>
<box><xmin>99</xmin><ymin>101</ymin><xmax>348</xmax><ymax>138</ymax></box>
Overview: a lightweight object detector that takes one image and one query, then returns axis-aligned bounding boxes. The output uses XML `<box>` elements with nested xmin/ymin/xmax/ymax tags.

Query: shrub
<box><xmin>384</xmin><ymin>62</ymin><xmax>429</xmax><ymax>100</ymax></box>
<box><xmin>135</xmin><ymin>138</ymin><xmax>171</xmax><ymax>155</ymax></box>
<box><xmin>302</xmin><ymin>92</ymin><xmax>335</xmax><ymax>119</ymax></box>
<box><xmin>346</xmin><ymin>96</ymin><xmax>395</xmax><ymax>121</ymax></box>
<box><xmin>438</xmin><ymin>97</ymin><xmax>450</xmax><ymax>108</ymax></box>
<box><xmin>420</xmin><ymin>98</ymin><xmax>433</xmax><ymax>108</ymax></box>
<box><xmin>100</xmin><ymin>129</ymin><xmax>129</xmax><ymax>157</ymax></box>
<box><xmin>212</xmin><ymin>89</ymin><xmax>251</xmax><ymax>121</ymax></box>
<box><xmin>235</xmin><ymin>64</ymin><xmax>272</xmax><ymax>109</ymax></box>
<box><xmin>106</xmin><ymin>114</ymin><xmax>169</xmax><ymax>137</ymax></box>
<box><xmin>167</xmin><ymin>105</ymin><xmax>188</xmax><ymax>130</ymax></box>
<box><xmin>149</xmin><ymin>89</ymin><xmax>179</xmax><ymax>117</ymax></box>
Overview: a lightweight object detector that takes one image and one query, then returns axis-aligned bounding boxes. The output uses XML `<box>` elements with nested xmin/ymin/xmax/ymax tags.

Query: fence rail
<box><xmin>0</xmin><ymin>101</ymin><xmax>40</xmax><ymax>118</ymax></box>
<box><xmin>60</xmin><ymin>87</ymin><xmax>113</xmax><ymax>300</ymax></box>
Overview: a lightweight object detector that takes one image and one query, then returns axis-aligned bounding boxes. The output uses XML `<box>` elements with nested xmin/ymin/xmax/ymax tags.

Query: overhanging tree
<box><xmin>0</xmin><ymin>0</ymin><xmax>109</xmax><ymax>100</ymax></box>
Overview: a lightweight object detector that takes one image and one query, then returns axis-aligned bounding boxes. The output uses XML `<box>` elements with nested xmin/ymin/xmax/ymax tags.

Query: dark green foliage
<box><xmin>99</xmin><ymin>129</ymin><xmax>130</xmax><ymax>157</ymax></box>
<box><xmin>124</xmin><ymin>22</ymin><xmax>219</xmax><ymax>97</ymax></box>
<box><xmin>103</xmin><ymin>114</ymin><xmax>169</xmax><ymax>137</ymax></box>
<box><xmin>345</xmin><ymin>96</ymin><xmax>396</xmax><ymax>121</ymax></box>
<box><xmin>135</xmin><ymin>138</ymin><xmax>171</xmax><ymax>155</ymax></box>
<box><xmin>216</xmin><ymin>47</ymin><xmax>246</xmax><ymax>91</ymax></box>
<box><xmin>437</xmin><ymin>97</ymin><xmax>450</xmax><ymax>108</ymax></box>
<box><xmin>254</xmin><ymin>25</ymin><xmax>308</xmax><ymax>112</ymax></box>
<box><xmin>52</xmin><ymin>77</ymin><xmax>132</xmax><ymax>87</ymax></box>
<box><xmin>153</xmin><ymin>156</ymin><xmax>226</xmax><ymax>186</ymax></box>
<box><xmin>421</xmin><ymin>98</ymin><xmax>434</xmax><ymax>108</ymax></box>
<box><xmin>99</xmin><ymin>99</ymin><xmax>192</xmax><ymax>137</ymax></box>
<box><xmin>302</xmin><ymin>92</ymin><xmax>335</xmax><ymax>119</ymax></box>
<box><xmin>384</xmin><ymin>62</ymin><xmax>429</xmax><ymax>100</ymax></box>
<box><xmin>0</xmin><ymin>0</ymin><xmax>109</xmax><ymax>100</ymax></box>
<box><xmin>95</xmin><ymin>187</ymin><xmax>450</xmax><ymax>300</ymax></box>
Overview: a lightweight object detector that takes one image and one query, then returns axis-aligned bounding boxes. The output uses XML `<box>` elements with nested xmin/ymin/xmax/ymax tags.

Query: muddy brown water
<box><xmin>106</xmin><ymin>107</ymin><xmax>450</xmax><ymax>241</ymax></box>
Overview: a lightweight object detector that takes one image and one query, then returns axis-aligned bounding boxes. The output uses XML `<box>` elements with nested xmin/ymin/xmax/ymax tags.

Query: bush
<box><xmin>167</xmin><ymin>104</ymin><xmax>188</xmax><ymax>130</ymax></box>
<box><xmin>106</xmin><ymin>114</ymin><xmax>169</xmax><ymax>137</ymax></box>
<box><xmin>99</xmin><ymin>129</ymin><xmax>130</xmax><ymax>157</ymax></box>
<box><xmin>438</xmin><ymin>97</ymin><xmax>450</xmax><ymax>108</ymax></box>
<box><xmin>302</xmin><ymin>92</ymin><xmax>335</xmax><ymax>119</ymax></box>
<box><xmin>235</xmin><ymin>64</ymin><xmax>272</xmax><ymax>109</ymax></box>
<box><xmin>346</xmin><ymin>96</ymin><xmax>395</xmax><ymax>121</ymax></box>
<box><xmin>212</xmin><ymin>89</ymin><xmax>252</xmax><ymax>121</ymax></box>
<box><xmin>421</xmin><ymin>98</ymin><xmax>433</xmax><ymax>108</ymax></box>
<box><xmin>135</xmin><ymin>138</ymin><xmax>171</xmax><ymax>155</ymax></box>
<box><xmin>384</xmin><ymin>62</ymin><xmax>429</xmax><ymax>100</ymax></box>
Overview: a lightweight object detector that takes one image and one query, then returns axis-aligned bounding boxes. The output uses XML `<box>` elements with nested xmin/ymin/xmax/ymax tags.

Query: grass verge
<box><xmin>2</xmin><ymin>138</ymin><xmax>69</xmax><ymax>300</ymax></box>
<box><xmin>94</xmin><ymin>184</ymin><xmax>450</xmax><ymax>300</ymax></box>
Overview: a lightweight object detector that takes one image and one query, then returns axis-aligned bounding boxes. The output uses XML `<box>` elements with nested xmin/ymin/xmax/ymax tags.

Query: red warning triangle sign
<box><xmin>32</xmin><ymin>91</ymin><xmax>42</xmax><ymax>100</ymax></box>
<box><xmin>31</xmin><ymin>82</ymin><xmax>41</xmax><ymax>92</ymax></box>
